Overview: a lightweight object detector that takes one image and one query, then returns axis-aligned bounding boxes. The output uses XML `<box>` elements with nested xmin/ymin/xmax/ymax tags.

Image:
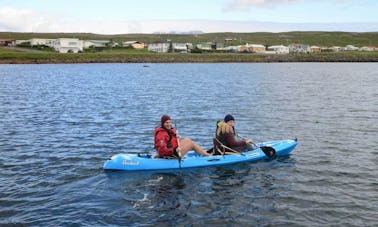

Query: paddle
<box><xmin>239</xmin><ymin>135</ymin><xmax>276</xmax><ymax>158</ymax></box>
<box><xmin>175</xmin><ymin>124</ymin><xmax>182</xmax><ymax>168</ymax></box>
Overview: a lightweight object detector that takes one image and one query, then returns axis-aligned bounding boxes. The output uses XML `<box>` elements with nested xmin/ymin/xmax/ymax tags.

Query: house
<box><xmin>29</xmin><ymin>38</ymin><xmax>55</xmax><ymax>47</ymax></box>
<box><xmin>344</xmin><ymin>45</ymin><xmax>359</xmax><ymax>51</ymax></box>
<box><xmin>53</xmin><ymin>38</ymin><xmax>83</xmax><ymax>53</ymax></box>
<box><xmin>223</xmin><ymin>45</ymin><xmax>240</xmax><ymax>52</ymax></box>
<box><xmin>16</xmin><ymin>40</ymin><xmax>28</xmax><ymax>45</ymax></box>
<box><xmin>215</xmin><ymin>42</ymin><xmax>224</xmax><ymax>50</ymax></box>
<box><xmin>246</xmin><ymin>44</ymin><xmax>266</xmax><ymax>53</ymax></box>
<box><xmin>172</xmin><ymin>43</ymin><xmax>190</xmax><ymax>52</ymax></box>
<box><xmin>15</xmin><ymin>38</ymin><xmax>54</xmax><ymax>47</ymax></box>
<box><xmin>83</xmin><ymin>40</ymin><xmax>96</xmax><ymax>49</ymax></box>
<box><xmin>123</xmin><ymin>41</ymin><xmax>145</xmax><ymax>49</ymax></box>
<box><xmin>310</xmin><ymin>46</ymin><xmax>321</xmax><ymax>53</ymax></box>
<box><xmin>83</xmin><ymin>40</ymin><xmax>112</xmax><ymax>48</ymax></box>
<box><xmin>148</xmin><ymin>43</ymin><xmax>170</xmax><ymax>53</ymax></box>
<box><xmin>328</xmin><ymin>46</ymin><xmax>341</xmax><ymax>52</ymax></box>
<box><xmin>0</xmin><ymin>39</ymin><xmax>16</xmax><ymax>46</ymax></box>
<box><xmin>237</xmin><ymin>45</ymin><xmax>248</xmax><ymax>52</ymax></box>
<box><xmin>195</xmin><ymin>42</ymin><xmax>215</xmax><ymax>50</ymax></box>
<box><xmin>266</xmin><ymin>45</ymin><xmax>290</xmax><ymax>54</ymax></box>
<box><xmin>359</xmin><ymin>46</ymin><xmax>376</xmax><ymax>51</ymax></box>
<box><xmin>289</xmin><ymin>44</ymin><xmax>311</xmax><ymax>53</ymax></box>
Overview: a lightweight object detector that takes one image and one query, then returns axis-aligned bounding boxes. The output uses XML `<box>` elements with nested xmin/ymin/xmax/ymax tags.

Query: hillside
<box><xmin>1</xmin><ymin>31</ymin><xmax>378</xmax><ymax>47</ymax></box>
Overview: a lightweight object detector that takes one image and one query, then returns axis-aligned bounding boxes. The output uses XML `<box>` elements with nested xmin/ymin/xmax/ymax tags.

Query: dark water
<box><xmin>0</xmin><ymin>63</ymin><xmax>377</xmax><ymax>226</ymax></box>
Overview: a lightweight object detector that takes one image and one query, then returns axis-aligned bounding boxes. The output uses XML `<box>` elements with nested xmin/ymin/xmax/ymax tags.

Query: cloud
<box><xmin>0</xmin><ymin>7</ymin><xmax>377</xmax><ymax>34</ymax></box>
<box><xmin>0</xmin><ymin>7</ymin><xmax>64</xmax><ymax>32</ymax></box>
<box><xmin>0</xmin><ymin>7</ymin><xmax>137</xmax><ymax>33</ymax></box>
<box><xmin>223</xmin><ymin>0</ymin><xmax>355</xmax><ymax>10</ymax></box>
<box><xmin>0</xmin><ymin>7</ymin><xmax>35</xmax><ymax>31</ymax></box>
<box><xmin>224</xmin><ymin>0</ymin><xmax>301</xmax><ymax>10</ymax></box>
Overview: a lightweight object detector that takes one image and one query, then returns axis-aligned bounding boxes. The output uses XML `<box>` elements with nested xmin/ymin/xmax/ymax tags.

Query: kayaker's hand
<box><xmin>176</xmin><ymin>147</ymin><xmax>182</xmax><ymax>156</ymax></box>
<box><xmin>245</xmin><ymin>139</ymin><xmax>253</xmax><ymax>144</ymax></box>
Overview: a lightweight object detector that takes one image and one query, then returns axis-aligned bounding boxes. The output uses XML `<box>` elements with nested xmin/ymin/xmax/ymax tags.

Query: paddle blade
<box><xmin>260</xmin><ymin>146</ymin><xmax>276</xmax><ymax>157</ymax></box>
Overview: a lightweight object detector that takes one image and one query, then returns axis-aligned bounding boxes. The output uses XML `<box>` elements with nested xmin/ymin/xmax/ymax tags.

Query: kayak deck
<box><xmin>103</xmin><ymin>139</ymin><xmax>298</xmax><ymax>171</ymax></box>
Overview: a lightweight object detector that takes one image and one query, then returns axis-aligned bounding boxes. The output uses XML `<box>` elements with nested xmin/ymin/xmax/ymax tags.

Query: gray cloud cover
<box><xmin>0</xmin><ymin>4</ymin><xmax>377</xmax><ymax>34</ymax></box>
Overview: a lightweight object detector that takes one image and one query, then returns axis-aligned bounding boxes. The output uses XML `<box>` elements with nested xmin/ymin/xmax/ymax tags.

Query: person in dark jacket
<box><xmin>154</xmin><ymin>115</ymin><xmax>211</xmax><ymax>158</ymax></box>
<box><xmin>216</xmin><ymin>114</ymin><xmax>255</xmax><ymax>152</ymax></box>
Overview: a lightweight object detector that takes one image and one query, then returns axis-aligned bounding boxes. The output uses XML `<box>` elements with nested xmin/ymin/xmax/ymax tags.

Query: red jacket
<box><xmin>154</xmin><ymin>127</ymin><xmax>179</xmax><ymax>156</ymax></box>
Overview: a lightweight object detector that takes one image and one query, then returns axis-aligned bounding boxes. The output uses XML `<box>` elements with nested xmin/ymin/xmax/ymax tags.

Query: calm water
<box><xmin>0</xmin><ymin>63</ymin><xmax>377</xmax><ymax>226</ymax></box>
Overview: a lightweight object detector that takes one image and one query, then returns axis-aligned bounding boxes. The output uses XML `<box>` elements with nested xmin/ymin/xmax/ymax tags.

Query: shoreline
<box><xmin>1</xmin><ymin>52</ymin><xmax>378</xmax><ymax>64</ymax></box>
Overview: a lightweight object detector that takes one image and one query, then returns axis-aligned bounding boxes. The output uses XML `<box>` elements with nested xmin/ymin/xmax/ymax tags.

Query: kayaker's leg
<box><xmin>179</xmin><ymin>138</ymin><xmax>211</xmax><ymax>156</ymax></box>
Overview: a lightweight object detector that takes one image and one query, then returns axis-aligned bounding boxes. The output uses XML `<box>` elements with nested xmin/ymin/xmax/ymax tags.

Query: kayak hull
<box><xmin>103</xmin><ymin>139</ymin><xmax>298</xmax><ymax>171</ymax></box>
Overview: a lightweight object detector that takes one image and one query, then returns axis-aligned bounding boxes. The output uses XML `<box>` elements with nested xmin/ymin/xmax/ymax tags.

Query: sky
<box><xmin>1</xmin><ymin>0</ymin><xmax>377</xmax><ymax>34</ymax></box>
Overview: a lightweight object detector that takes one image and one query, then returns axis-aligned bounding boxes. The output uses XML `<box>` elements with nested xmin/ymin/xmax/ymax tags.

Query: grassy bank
<box><xmin>1</xmin><ymin>31</ymin><xmax>378</xmax><ymax>63</ymax></box>
<box><xmin>2</xmin><ymin>31</ymin><xmax>378</xmax><ymax>47</ymax></box>
<box><xmin>1</xmin><ymin>47</ymin><xmax>378</xmax><ymax>64</ymax></box>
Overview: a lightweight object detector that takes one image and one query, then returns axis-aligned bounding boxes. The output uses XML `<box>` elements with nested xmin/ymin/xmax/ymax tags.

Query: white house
<box><xmin>29</xmin><ymin>38</ymin><xmax>47</xmax><ymax>46</ymax></box>
<box><xmin>53</xmin><ymin>38</ymin><xmax>83</xmax><ymax>53</ymax></box>
<box><xmin>310</xmin><ymin>46</ymin><xmax>321</xmax><ymax>53</ymax></box>
<box><xmin>344</xmin><ymin>45</ymin><xmax>359</xmax><ymax>51</ymax></box>
<box><xmin>288</xmin><ymin>44</ymin><xmax>311</xmax><ymax>53</ymax></box>
<box><xmin>83</xmin><ymin>40</ymin><xmax>115</xmax><ymax>48</ymax></box>
<box><xmin>123</xmin><ymin>41</ymin><xmax>145</xmax><ymax>49</ymax></box>
<box><xmin>196</xmin><ymin>42</ymin><xmax>214</xmax><ymax>50</ymax></box>
<box><xmin>246</xmin><ymin>44</ymin><xmax>266</xmax><ymax>53</ymax></box>
<box><xmin>148</xmin><ymin>43</ymin><xmax>170</xmax><ymax>53</ymax></box>
<box><xmin>23</xmin><ymin>38</ymin><xmax>55</xmax><ymax>47</ymax></box>
<box><xmin>172</xmin><ymin>43</ymin><xmax>189</xmax><ymax>52</ymax></box>
<box><xmin>223</xmin><ymin>46</ymin><xmax>240</xmax><ymax>52</ymax></box>
<box><xmin>329</xmin><ymin>46</ymin><xmax>342</xmax><ymax>52</ymax></box>
<box><xmin>83</xmin><ymin>40</ymin><xmax>96</xmax><ymax>48</ymax></box>
<box><xmin>267</xmin><ymin>45</ymin><xmax>290</xmax><ymax>54</ymax></box>
<box><xmin>16</xmin><ymin>40</ymin><xmax>28</xmax><ymax>45</ymax></box>
<box><xmin>359</xmin><ymin>46</ymin><xmax>376</xmax><ymax>51</ymax></box>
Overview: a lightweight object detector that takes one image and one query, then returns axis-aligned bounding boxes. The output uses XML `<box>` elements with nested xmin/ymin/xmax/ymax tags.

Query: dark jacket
<box><xmin>216</xmin><ymin>121</ymin><xmax>246</xmax><ymax>149</ymax></box>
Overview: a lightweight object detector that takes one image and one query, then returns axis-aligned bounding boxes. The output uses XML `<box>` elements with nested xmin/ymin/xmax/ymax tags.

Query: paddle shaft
<box><xmin>238</xmin><ymin>134</ymin><xmax>276</xmax><ymax>157</ymax></box>
<box><xmin>175</xmin><ymin>124</ymin><xmax>182</xmax><ymax>168</ymax></box>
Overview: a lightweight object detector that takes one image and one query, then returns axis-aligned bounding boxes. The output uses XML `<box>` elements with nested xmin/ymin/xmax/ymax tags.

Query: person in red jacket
<box><xmin>216</xmin><ymin>114</ymin><xmax>255</xmax><ymax>152</ymax></box>
<box><xmin>154</xmin><ymin>115</ymin><xmax>211</xmax><ymax>158</ymax></box>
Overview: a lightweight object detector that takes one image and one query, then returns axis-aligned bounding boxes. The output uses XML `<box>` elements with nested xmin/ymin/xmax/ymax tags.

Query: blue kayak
<box><xmin>103</xmin><ymin>139</ymin><xmax>298</xmax><ymax>171</ymax></box>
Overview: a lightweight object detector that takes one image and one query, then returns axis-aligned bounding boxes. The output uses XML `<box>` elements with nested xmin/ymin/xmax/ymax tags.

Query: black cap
<box><xmin>224</xmin><ymin>114</ymin><xmax>235</xmax><ymax>123</ymax></box>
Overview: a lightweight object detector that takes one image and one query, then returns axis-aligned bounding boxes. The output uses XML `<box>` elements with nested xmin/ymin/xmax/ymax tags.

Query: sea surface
<box><xmin>0</xmin><ymin>63</ymin><xmax>377</xmax><ymax>226</ymax></box>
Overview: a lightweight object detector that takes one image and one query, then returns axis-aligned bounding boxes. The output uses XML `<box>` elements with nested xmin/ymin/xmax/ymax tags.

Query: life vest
<box><xmin>215</xmin><ymin>120</ymin><xmax>245</xmax><ymax>151</ymax></box>
<box><xmin>216</xmin><ymin>121</ymin><xmax>233</xmax><ymax>147</ymax></box>
<box><xmin>154</xmin><ymin>127</ymin><xmax>179</xmax><ymax>157</ymax></box>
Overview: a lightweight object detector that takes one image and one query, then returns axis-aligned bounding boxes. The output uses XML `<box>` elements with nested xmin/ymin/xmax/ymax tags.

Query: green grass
<box><xmin>2</xmin><ymin>31</ymin><xmax>378</xmax><ymax>47</ymax></box>
<box><xmin>1</xmin><ymin>50</ymin><xmax>377</xmax><ymax>63</ymax></box>
<box><xmin>1</xmin><ymin>40</ymin><xmax>378</xmax><ymax>63</ymax></box>
<box><xmin>100</xmin><ymin>48</ymin><xmax>150</xmax><ymax>54</ymax></box>
<box><xmin>0</xmin><ymin>46</ymin><xmax>23</xmax><ymax>53</ymax></box>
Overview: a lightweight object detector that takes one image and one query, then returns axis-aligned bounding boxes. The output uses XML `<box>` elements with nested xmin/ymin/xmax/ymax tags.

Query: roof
<box><xmin>124</xmin><ymin>41</ymin><xmax>143</xmax><ymax>45</ymax></box>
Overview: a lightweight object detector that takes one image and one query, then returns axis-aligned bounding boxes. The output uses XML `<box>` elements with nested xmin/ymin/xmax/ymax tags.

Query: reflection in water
<box><xmin>130</xmin><ymin>172</ymin><xmax>188</xmax><ymax>224</ymax></box>
<box><xmin>210</xmin><ymin>165</ymin><xmax>252</xmax><ymax>189</ymax></box>
<box><xmin>188</xmin><ymin>159</ymin><xmax>299</xmax><ymax>225</ymax></box>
